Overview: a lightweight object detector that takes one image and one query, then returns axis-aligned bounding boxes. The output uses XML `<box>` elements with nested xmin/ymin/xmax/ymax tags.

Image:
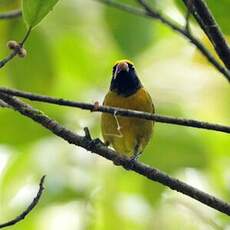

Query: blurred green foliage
<box><xmin>104</xmin><ymin>0</ymin><xmax>154</xmax><ymax>58</ymax></box>
<box><xmin>0</xmin><ymin>0</ymin><xmax>230</xmax><ymax>229</ymax></box>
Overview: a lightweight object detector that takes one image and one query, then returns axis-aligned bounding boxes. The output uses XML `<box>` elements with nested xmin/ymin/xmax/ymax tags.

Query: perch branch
<box><xmin>0</xmin><ymin>93</ymin><xmax>229</xmax><ymax>216</ymax></box>
<box><xmin>0</xmin><ymin>87</ymin><xmax>229</xmax><ymax>134</ymax></box>
<box><xmin>0</xmin><ymin>176</ymin><xmax>46</xmax><ymax>229</ymax></box>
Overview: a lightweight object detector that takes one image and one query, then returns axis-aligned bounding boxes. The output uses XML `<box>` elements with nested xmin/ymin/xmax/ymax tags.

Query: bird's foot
<box><xmin>130</xmin><ymin>151</ymin><xmax>142</xmax><ymax>161</ymax></box>
<box><xmin>122</xmin><ymin>156</ymin><xmax>138</xmax><ymax>170</ymax></box>
<box><xmin>83</xmin><ymin>127</ymin><xmax>106</xmax><ymax>149</ymax></box>
<box><xmin>86</xmin><ymin>138</ymin><xmax>106</xmax><ymax>150</ymax></box>
<box><xmin>124</xmin><ymin>152</ymin><xmax>142</xmax><ymax>170</ymax></box>
<box><xmin>91</xmin><ymin>101</ymin><xmax>100</xmax><ymax>111</ymax></box>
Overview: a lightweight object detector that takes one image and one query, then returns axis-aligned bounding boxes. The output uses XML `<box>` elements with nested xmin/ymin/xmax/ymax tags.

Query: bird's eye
<box><xmin>129</xmin><ymin>64</ymin><xmax>134</xmax><ymax>70</ymax></box>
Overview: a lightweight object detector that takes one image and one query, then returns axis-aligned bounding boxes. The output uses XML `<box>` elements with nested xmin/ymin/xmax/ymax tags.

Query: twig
<box><xmin>182</xmin><ymin>0</ymin><xmax>230</xmax><ymax>70</ymax></box>
<box><xmin>0</xmin><ymin>99</ymin><xmax>9</xmax><ymax>108</ymax></box>
<box><xmin>0</xmin><ymin>93</ymin><xmax>229</xmax><ymax>216</ymax></box>
<box><xmin>0</xmin><ymin>27</ymin><xmax>32</xmax><ymax>69</ymax></box>
<box><xmin>95</xmin><ymin>0</ymin><xmax>230</xmax><ymax>82</ymax></box>
<box><xmin>185</xmin><ymin>8</ymin><xmax>191</xmax><ymax>33</ymax></box>
<box><xmin>185</xmin><ymin>0</ymin><xmax>193</xmax><ymax>33</ymax></box>
<box><xmin>0</xmin><ymin>87</ymin><xmax>229</xmax><ymax>134</ymax></box>
<box><xmin>0</xmin><ymin>176</ymin><xmax>46</xmax><ymax>229</ymax></box>
<box><xmin>0</xmin><ymin>10</ymin><xmax>22</xmax><ymax>20</ymax></box>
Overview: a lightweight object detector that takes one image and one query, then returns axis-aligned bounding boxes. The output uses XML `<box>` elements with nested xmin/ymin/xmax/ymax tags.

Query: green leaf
<box><xmin>104</xmin><ymin>0</ymin><xmax>154</xmax><ymax>58</ymax></box>
<box><xmin>22</xmin><ymin>0</ymin><xmax>59</xmax><ymax>28</ymax></box>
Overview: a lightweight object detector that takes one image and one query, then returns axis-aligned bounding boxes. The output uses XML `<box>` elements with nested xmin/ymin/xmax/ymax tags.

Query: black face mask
<box><xmin>110</xmin><ymin>63</ymin><xmax>142</xmax><ymax>97</ymax></box>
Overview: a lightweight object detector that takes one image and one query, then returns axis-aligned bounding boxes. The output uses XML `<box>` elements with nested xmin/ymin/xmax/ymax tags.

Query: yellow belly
<box><xmin>101</xmin><ymin>88</ymin><xmax>154</xmax><ymax>156</ymax></box>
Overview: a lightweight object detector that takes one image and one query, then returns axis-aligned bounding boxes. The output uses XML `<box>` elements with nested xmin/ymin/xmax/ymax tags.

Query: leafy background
<box><xmin>0</xmin><ymin>0</ymin><xmax>230</xmax><ymax>229</ymax></box>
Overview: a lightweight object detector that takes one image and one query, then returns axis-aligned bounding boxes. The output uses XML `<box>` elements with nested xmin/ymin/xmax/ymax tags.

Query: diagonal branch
<box><xmin>182</xmin><ymin>0</ymin><xmax>230</xmax><ymax>70</ymax></box>
<box><xmin>0</xmin><ymin>176</ymin><xmax>46</xmax><ymax>229</ymax></box>
<box><xmin>0</xmin><ymin>10</ymin><xmax>22</xmax><ymax>20</ymax></box>
<box><xmin>0</xmin><ymin>87</ymin><xmax>229</xmax><ymax>134</ymax></box>
<box><xmin>0</xmin><ymin>93</ymin><xmax>230</xmax><ymax>216</ymax></box>
<box><xmin>95</xmin><ymin>0</ymin><xmax>230</xmax><ymax>82</ymax></box>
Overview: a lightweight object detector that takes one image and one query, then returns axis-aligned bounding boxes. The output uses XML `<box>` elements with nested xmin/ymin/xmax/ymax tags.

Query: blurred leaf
<box><xmin>0</xmin><ymin>109</ymin><xmax>49</xmax><ymax>146</ymax></box>
<box><xmin>0</xmin><ymin>0</ymin><xmax>17</xmax><ymax>7</ymax></box>
<box><xmin>144</xmin><ymin>126</ymin><xmax>207</xmax><ymax>171</ymax></box>
<box><xmin>205</xmin><ymin>0</ymin><xmax>230</xmax><ymax>34</ymax></box>
<box><xmin>142</xmin><ymin>106</ymin><xmax>208</xmax><ymax>173</ymax></box>
<box><xmin>0</xmin><ymin>148</ymin><xmax>36</xmax><ymax>211</ymax></box>
<box><xmin>22</xmin><ymin>0</ymin><xmax>59</xmax><ymax>28</ymax></box>
<box><xmin>104</xmin><ymin>0</ymin><xmax>154</xmax><ymax>58</ymax></box>
<box><xmin>119</xmin><ymin>169</ymin><xmax>164</xmax><ymax>205</ymax></box>
<box><xmin>52</xmin><ymin>32</ymin><xmax>116</xmax><ymax>98</ymax></box>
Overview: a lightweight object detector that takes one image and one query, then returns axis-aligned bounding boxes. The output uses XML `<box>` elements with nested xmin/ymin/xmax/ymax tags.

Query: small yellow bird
<box><xmin>101</xmin><ymin>60</ymin><xmax>154</xmax><ymax>160</ymax></box>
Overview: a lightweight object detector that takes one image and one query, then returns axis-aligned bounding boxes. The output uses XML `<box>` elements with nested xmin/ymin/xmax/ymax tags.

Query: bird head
<box><xmin>110</xmin><ymin>60</ymin><xmax>142</xmax><ymax>97</ymax></box>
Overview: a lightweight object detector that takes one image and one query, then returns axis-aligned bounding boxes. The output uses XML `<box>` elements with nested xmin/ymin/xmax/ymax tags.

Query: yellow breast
<box><xmin>101</xmin><ymin>87</ymin><xmax>154</xmax><ymax>156</ymax></box>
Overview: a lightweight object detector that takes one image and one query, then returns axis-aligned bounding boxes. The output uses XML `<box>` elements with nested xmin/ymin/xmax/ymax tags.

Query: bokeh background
<box><xmin>0</xmin><ymin>0</ymin><xmax>230</xmax><ymax>229</ymax></box>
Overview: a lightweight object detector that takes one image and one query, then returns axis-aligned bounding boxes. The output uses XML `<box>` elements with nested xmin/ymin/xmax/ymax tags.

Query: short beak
<box><xmin>114</xmin><ymin>62</ymin><xmax>129</xmax><ymax>77</ymax></box>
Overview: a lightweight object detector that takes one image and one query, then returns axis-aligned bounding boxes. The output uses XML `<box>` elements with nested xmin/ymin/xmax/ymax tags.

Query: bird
<box><xmin>101</xmin><ymin>60</ymin><xmax>154</xmax><ymax>160</ymax></box>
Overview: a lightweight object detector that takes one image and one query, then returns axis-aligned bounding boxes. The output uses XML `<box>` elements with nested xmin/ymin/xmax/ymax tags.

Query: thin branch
<box><xmin>0</xmin><ymin>10</ymin><xmax>22</xmax><ymax>20</ymax></box>
<box><xmin>185</xmin><ymin>8</ymin><xmax>191</xmax><ymax>33</ymax></box>
<box><xmin>0</xmin><ymin>176</ymin><xmax>46</xmax><ymax>229</ymax></box>
<box><xmin>184</xmin><ymin>0</ymin><xmax>193</xmax><ymax>33</ymax></box>
<box><xmin>0</xmin><ymin>27</ymin><xmax>32</xmax><ymax>69</ymax></box>
<box><xmin>0</xmin><ymin>93</ymin><xmax>229</xmax><ymax>216</ymax></box>
<box><xmin>182</xmin><ymin>0</ymin><xmax>230</xmax><ymax>70</ymax></box>
<box><xmin>0</xmin><ymin>87</ymin><xmax>229</xmax><ymax>134</ymax></box>
<box><xmin>95</xmin><ymin>0</ymin><xmax>230</xmax><ymax>82</ymax></box>
<box><xmin>0</xmin><ymin>99</ymin><xmax>9</xmax><ymax>108</ymax></box>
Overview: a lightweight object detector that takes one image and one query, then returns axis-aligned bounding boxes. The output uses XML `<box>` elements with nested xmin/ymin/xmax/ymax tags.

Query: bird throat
<box><xmin>110</xmin><ymin>71</ymin><xmax>142</xmax><ymax>97</ymax></box>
